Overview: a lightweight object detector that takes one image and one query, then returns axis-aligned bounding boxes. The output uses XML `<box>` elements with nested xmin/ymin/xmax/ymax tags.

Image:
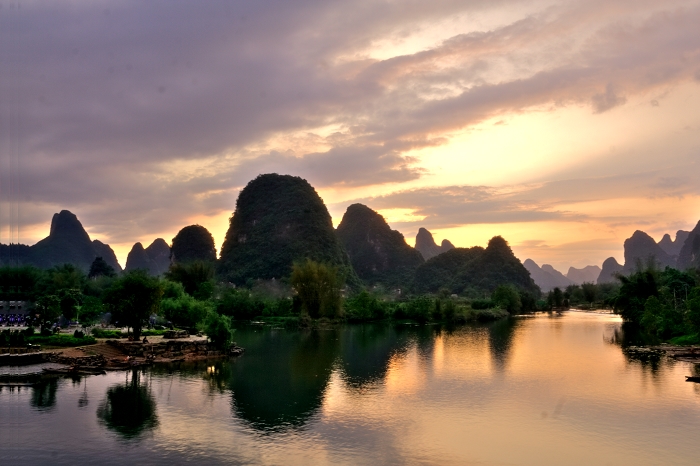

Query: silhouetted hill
<box><xmin>658</xmin><ymin>230</ymin><xmax>690</xmax><ymax>258</ymax></box>
<box><xmin>566</xmin><ymin>265</ymin><xmax>601</xmax><ymax>284</ymax></box>
<box><xmin>336</xmin><ymin>204</ymin><xmax>424</xmax><ymax>287</ymax></box>
<box><xmin>218</xmin><ymin>174</ymin><xmax>355</xmax><ymax>285</ymax></box>
<box><xmin>677</xmin><ymin>221</ymin><xmax>700</xmax><ymax>270</ymax></box>
<box><xmin>145</xmin><ymin>239</ymin><xmax>171</xmax><ymax>274</ymax></box>
<box><xmin>31</xmin><ymin>210</ymin><xmax>97</xmax><ymax>270</ymax></box>
<box><xmin>125</xmin><ymin>239</ymin><xmax>171</xmax><ymax>275</ymax></box>
<box><xmin>623</xmin><ymin>230</ymin><xmax>675</xmax><ymax>273</ymax></box>
<box><xmin>414</xmin><ymin>228</ymin><xmax>454</xmax><ymax>260</ymax></box>
<box><xmin>414</xmin><ymin>236</ymin><xmax>539</xmax><ymax>295</ymax></box>
<box><xmin>597</xmin><ymin>257</ymin><xmax>623</xmax><ymax>283</ymax></box>
<box><xmin>92</xmin><ymin>240</ymin><xmax>123</xmax><ymax>273</ymax></box>
<box><xmin>523</xmin><ymin>259</ymin><xmax>572</xmax><ymax>291</ymax></box>
<box><xmin>0</xmin><ymin>210</ymin><xmax>121</xmax><ymax>272</ymax></box>
<box><xmin>171</xmin><ymin>225</ymin><xmax>216</xmax><ymax>264</ymax></box>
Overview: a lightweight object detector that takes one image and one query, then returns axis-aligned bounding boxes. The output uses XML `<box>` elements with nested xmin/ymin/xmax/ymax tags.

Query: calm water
<box><xmin>2</xmin><ymin>311</ymin><xmax>700</xmax><ymax>465</ymax></box>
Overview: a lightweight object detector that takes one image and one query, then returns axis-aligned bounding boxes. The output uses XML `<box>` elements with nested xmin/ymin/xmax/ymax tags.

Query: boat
<box><xmin>685</xmin><ymin>376</ymin><xmax>700</xmax><ymax>383</ymax></box>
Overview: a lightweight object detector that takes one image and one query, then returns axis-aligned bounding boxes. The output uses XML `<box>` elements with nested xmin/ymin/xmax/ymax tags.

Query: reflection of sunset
<box><xmin>384</xmin><ymin>347</ymin><xmax>427</xmax><ymax>396</ymax></box>
<box><xmin>7</xmin><ymin>315</ymin><xmax>700</xmax><ymax>465</ymax></box>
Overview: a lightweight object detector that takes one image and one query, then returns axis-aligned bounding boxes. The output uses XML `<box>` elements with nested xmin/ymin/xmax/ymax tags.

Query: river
<box><xmin>2</xmin><ymin>311</ymin><xmax>699</xmax><ymax>465</ymax></box>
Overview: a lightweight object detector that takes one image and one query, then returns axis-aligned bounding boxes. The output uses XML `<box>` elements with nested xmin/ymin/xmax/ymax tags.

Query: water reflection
<box><xmin>338</xmin><ymin>324</ymin><xmax>411</xmax><ymax>389</ymax></box>
<box><xmin>225</xmin><ymin>328</ymin><xmax>340</xmax><ymax>432</ymax></box>
<box><xmin>97</xmin><ymin>369</ymin><xmax>158</xmax><ymax>440</ymax></box>
<box><xmin>487</xmin><ymin>317</ymin><xmax>519</xmax><ymax>371</ymax></box>
<box><xmin>30</xmin><ymin>378</ymin><xmax>58</xmax><ymax>412</ymax></box>
<box><xmin>606</xmin><ymin>322</ymin><xmax>669</xmax><ymax>375</ymax></box>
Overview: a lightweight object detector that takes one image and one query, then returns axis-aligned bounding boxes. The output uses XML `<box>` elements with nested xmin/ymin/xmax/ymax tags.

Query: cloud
<box><xmin>591</xmin><ymin>84</ymin><xmax>627</xmax><ymax>113</ymax></box>
<box><xmin>2</xmin><ymin>0</ymin><xmax>700</xmax><ymax>250</ymax></box>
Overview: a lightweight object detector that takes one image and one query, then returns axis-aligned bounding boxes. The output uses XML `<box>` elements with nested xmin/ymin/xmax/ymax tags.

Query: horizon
<box><xmin>2</xmin><ymin>1</ymin><xmax>700</xmax><ymax>272</ymax></box>
<box><xmin>8</xmin><ymin>200</ymin><xmax>698</xmax><ymax>273</ymax></box>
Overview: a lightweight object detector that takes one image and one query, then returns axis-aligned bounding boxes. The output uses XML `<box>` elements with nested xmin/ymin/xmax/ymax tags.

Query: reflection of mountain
<box><xmin>338</xmin><ymin>324</ymin><xmax>411</xmax><ymax>388</ymax></box>
<box><xmin>97</xmin><ymin>370</ymin><xmax>158</xmax><ymax>439</ymax></box>
<box><xmin>226</xmin><ymin>328</ymin><xmax>340</xmax><ymax>432</ymax></box>
<box><xmin>487</xmin><ymin>318</ymin><xmax>519</xmax><ymax>372</ymax></box>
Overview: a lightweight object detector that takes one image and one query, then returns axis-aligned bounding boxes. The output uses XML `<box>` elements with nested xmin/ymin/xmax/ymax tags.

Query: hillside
<box><xmin>597</xmin><ymin>257</ymin><xmax>623</xmax><ymax>283</ymax></box>
<box><xmin>337</xmin><ymin>204</ymin><xmax>424</xmax><ymax>288</ymax></box>
<box><xmin>658</xmin><ymin>230</ymin><xmax>690</xmax><ymax>258</ymax></box>
<box><xmin>125</xmin><ymin>238</ymin><xmax>171</xmax><ymax>275</ymax></box>
<box><xmin>566</xmin><ymin>265</ymin><xmax>601</xmax><ymax>284</ymax></box>
<box><xmin>414</xmin><ymin>236</ymin><xmax>539</xmax><ymax>296</ymax></box>
<box><xmin>677</xmin><ymin>221</ymin><xmax>700</xmax><ymax>270</ymax></box>
<box><xmin>171</xmin><ymin>225</ymin><xmax>216</xmax><ymax>264</ymax></box>
<box><xmin>0</xmin><ymin>210</ymin><xmax>122</xmax><ymax>272</ymax></box>
<box><xmin>218</xmin><ymin>174</ymin><xmax>355</xmax><ymax>285</ymax></box>
<box><xmin>623</xmin><ymin>230</ymin><xmax>675</xmax><ymax>273</ymax></box>
<box><xmin>414</xmin><ymin>228</ymin><xmax>455</xmax><ymax>260</ymax></box>
<box><xmin>523</xmin><ymin>259</ymin><xmax>572</xmax><ymax>291</ymax></box>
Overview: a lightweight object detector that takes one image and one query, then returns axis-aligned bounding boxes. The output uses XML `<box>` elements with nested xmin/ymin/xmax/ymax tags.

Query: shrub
<box><xmin>91</xmin><ymin>328</ymin><xmax>123</xmax><ymax>338</ymax></box>
<box><xmin>405</xmin><ymin>295</ymin><xmax>433</xmax><ymax>323</ymax></box>
<box><xmin>26</xmin><ymin>334</ymin><xmax>96</xmax><ymax>347</ymax></box>
<box><xmin>345</xmin><ymin>291</ymin><xmax>388</xmax><ymax>322</ymax></box>
<box><xmin>216</xmin><ymin>288</ymin><xmax>265</xmax><ymax>320</ymax></box>
<box><xmin>492</xmin><ymin>285</ymin><xmax>522</xmax><ymax>314</ymax></box>
<box><xmin>471</xmin><ymin>299</ymin><xmax>493</xmax><ymax>310</ymax></box>
<box><xmin>73</xmin><ymin>329</ymin><xmax>85</xmax><ymax>338</ymax></box>
<box><xmin>203</xmin><ymin>311</ymin><xmax>233</xmax><ymax>349</ymax></box>
<box><xmin>161</xmin><ymin>294</ymin><xmax>211</xmax><ymax>329</ymax></box>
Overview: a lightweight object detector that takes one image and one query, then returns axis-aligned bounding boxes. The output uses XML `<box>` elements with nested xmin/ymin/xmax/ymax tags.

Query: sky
<box><xmin>1</xmin><ymin>0</ymin><xmax>700</xmax><ymax>272</ymax></box>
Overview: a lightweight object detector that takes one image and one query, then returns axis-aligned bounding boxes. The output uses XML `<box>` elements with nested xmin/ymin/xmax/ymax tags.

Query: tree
<box><xmin>104</xmin><ymin>270</ymin><xmax>163</xmax><ymax>339</ymax></box>
<box><xmin>42</xmin><ymin>264</ymin><xmax>85</xmax><ymax>294</ymax></box>
<box><xmin>203</xmin><ymin>311</ymin><xmax>233</xmax><ymax>349</ymax></box>
<box><xmin>58</xmin><ymin>288</ymin><xmax>81</xmax><ymax>322</ymax></box>
<box><xmin>581</xmin><ymin>282</ymin><xmax>597</xmax><ymax>305</ymax></box>
<box><xmin>492</xmin><ymin>285</ymin><xmax>522</xmax><ymax>314</ymax></box>
<box><xmin>35</xmin><ymin>295</ymin><xmax>61</xmax><ymax>331</ymax></box>
<box><xmin>613</xmin><ymin>269</ymin><xmax>658</xmax><ymax>323</ymax></box>
<box><xmin>162</xmin><ymin>294</ymin><xmax>211</xmax><ymax>329</ymax></box>
<box><xmin>88</xmin><ymin>257</ymin><xmax>117</xmax><ymax>279</ymax></box>
<box><xmin>290</xmin><ymin>259</ymin><xmax>342</xmax><ymax>319</ymax></box>
<box><xmin>551</xmin><ymin>287</ymin><xmax>564</xmax><ymax>308</ymax></box>
<box><xmin>165</xmin><ymin>261</ymin><xmax>215</xmax><ymax>299</ymax></box>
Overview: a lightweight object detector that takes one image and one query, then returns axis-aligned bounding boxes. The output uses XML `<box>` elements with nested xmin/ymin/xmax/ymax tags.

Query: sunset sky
<box><xmin>1</xmin><ymin>0</ymin><xmax>700</xmax><ymax>271</ymax></box>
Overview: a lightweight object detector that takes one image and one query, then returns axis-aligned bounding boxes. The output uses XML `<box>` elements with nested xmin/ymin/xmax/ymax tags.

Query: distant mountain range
<box><xmin>4</xmin><ymin>174</ymin><xmax>700</xmax><ymax>295</ymax></box>
<box><xmin>525</xmin><ymin>223</ymin><xmax>700</xmax><ymax>289</ymax></box>
<box><xmin>523</xmin><ymin>260</ymin><xmax>601</xmax><ymax>292</ymax></box>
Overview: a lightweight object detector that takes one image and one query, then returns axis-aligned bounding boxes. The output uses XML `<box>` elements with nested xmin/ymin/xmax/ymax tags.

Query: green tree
<box><xmin>42</xmin><ymin>264</ymin><xmax>85</xmax><ymax>294</ymax></box>
<box><xmin>613</xmin><ymin>270</ymin><xmax>658</xmax><ymax>323</ymax></box>
<box><xmin>165</xmin><ymin>261</ymin><xmax>215</xmax><ymax>299</ymax></box>
<box><xmin>203</xmin><ymin>311</ymin><xmax>233</xmax><ymax>349</ymax></box>
<box><xmin>104</xmin><ymin>270</ymin><xmax>163</xmax><ymax>340</ymax></box>
<box><xmin>88</xmin><ymin>257</ymin><xmax>117</xmax><ymax>279</ymax></box>
<box><xmin>492</xmin><ymin>285</ymin><xmax>522</xmax><ymax>314</ymax></box>
<box><xmin>35</xmin><ymin>295</ymin><xmax>61</xmax><ymax>331</ymax></box>
<box><xmin>162</xmin><ymin>294</ymin><xmax>211</xmax><ymax>329</ymax></box>
<box><xmin>58</xmin><ymin>288</ymin><xmax>82</xmax><ymax>322</ymax></box>
<box><xmin>581</xmin><ymin>282</ymin><xmax>597</xmax><ymax>305</ymax></box>
<box><xmin>290</xmin><ymin>259</ymin><xmax>342</xmax><ymax>319</ymax></box>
